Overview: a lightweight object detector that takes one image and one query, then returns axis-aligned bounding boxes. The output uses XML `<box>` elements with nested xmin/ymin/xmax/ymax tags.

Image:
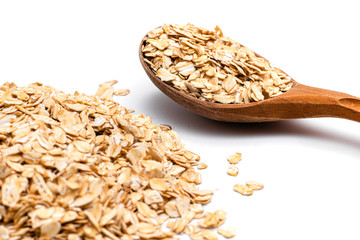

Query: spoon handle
<box><xmin>272</xmin><ymin>83</ymin><xmax>360</xmax><ymax>122</ymax></box>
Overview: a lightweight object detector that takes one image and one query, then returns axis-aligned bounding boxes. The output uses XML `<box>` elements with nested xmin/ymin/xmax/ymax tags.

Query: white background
<box><xmin>1</xmin><ymin>1</ymin><xmax>360</xmax><ymax>239</ymax></box>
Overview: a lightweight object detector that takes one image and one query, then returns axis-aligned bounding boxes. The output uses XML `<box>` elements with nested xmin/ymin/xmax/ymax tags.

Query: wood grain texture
<box><xmin>139</xmin><ymin>38</ymin><xmax>360</xmax><ymax>123</ymax></box>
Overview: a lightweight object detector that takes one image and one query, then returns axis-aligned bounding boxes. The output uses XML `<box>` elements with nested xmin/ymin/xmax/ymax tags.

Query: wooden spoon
<box><xmin>139</xmin><ymin>39</ymin><xmax>360</xmax><ymax>123</ymax></box>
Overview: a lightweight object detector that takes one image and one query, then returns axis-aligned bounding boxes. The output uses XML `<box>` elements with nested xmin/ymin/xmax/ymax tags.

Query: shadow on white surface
<box><xmin>143</xmin><ymin>90</ymin><xmax>360</xmax><ymax>149</ymax></box>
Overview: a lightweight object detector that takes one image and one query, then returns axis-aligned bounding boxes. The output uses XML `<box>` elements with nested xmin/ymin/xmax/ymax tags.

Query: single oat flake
<box><xmin>246</xmin><ymin>180</ymin><xmax>264</xmax><ymax>191</ymax></box>
<box><xmin>227</xmin><ymin>164</ymin><xmax>239</xmax><ymax>176</ymax></box>
<box><xmin>0</xmin><ymin>81</ymin><xmax>228</xmax><ymax>239</ymax></box>
<box><xmin>217</xmin><ymin>226</ymin><xmax>236</xmax><ymax>239</ymax></box>
<box><xmin>142</xmin><ymin>24</ymin><xmax>293</xmax><ymax>104</ymax></box>
<box><xmin>233</xmin><ymin>184</ymin><xmax>254</xmax><ymax>196</ymax></box>
<box><xmin>227</xmin><ymin>152</ymin><xmax>242</xmax><ymax>164</ymax></box>
<box><xmin>197</xmin><ymin>162</ymin><xmax>208</xmax><ymax>170</ymax></box>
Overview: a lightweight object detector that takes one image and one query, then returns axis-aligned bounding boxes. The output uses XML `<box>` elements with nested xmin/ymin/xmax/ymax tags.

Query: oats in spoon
<box><xmin>142</xmin><ymin>24</ymin><xmax>292</xmax><ymax>104</ymax></box>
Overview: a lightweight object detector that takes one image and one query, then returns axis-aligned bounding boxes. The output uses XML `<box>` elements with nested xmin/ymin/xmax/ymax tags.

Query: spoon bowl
<box><xmin>140</xmin><ymin>38</ymin><xmax>360</xmax><ymax>123</ymax></box>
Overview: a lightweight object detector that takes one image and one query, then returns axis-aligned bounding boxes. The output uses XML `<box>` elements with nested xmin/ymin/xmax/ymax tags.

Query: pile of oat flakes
<box><xmin>142</xmin><ymin>24</ymin><xmax>292</xmax><ymax>104</ymax></box>
<box><xmin>0</xmin><ymin>81</ymin><xmax>232</xmax><ymax>239</ymax></box>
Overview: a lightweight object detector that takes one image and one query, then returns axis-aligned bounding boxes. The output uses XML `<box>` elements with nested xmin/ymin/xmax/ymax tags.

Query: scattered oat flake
<box><xmin>233</xmin><ymin>184</ymin><xmax>253</xmax><ymax>196</ymax></box>
<box><xmin>246</xmin><ymin>180</ymin><xmax>264</xmax><ymax>190</ymax></box>
<box><xmin>114</xmin><ymin>89</ymin><xmax>130</xmax><ymax>96</ymax></box>
<box><xmin>197</xmin><ymin>162</ymin><xmax>208</xmax><ymax>169</ymax></box>
<box><xmin>217</xmin><ymin>226</ymin><xmax>236</xmax><ymax>238</ymax></box>
<box><xmin>227</xmin><ymin>152</ymin><xmax>242</xmax><ymax>164</ymax></box>
<box><xmin>227</xmin><ymin>164</ymin><xmax>239</xmax><ymax>176</ymax></box>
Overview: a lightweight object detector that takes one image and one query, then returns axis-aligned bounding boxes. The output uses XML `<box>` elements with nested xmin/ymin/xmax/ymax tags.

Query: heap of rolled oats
<box><xmin>0</xmin><ymin>81</ymin><xmax>230</xmax><ymax>239</ymax></box>
<box><xmin>142</xmin><ymin>24</ymin><xmax>293</xmax><ymax>104</ymax></box>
